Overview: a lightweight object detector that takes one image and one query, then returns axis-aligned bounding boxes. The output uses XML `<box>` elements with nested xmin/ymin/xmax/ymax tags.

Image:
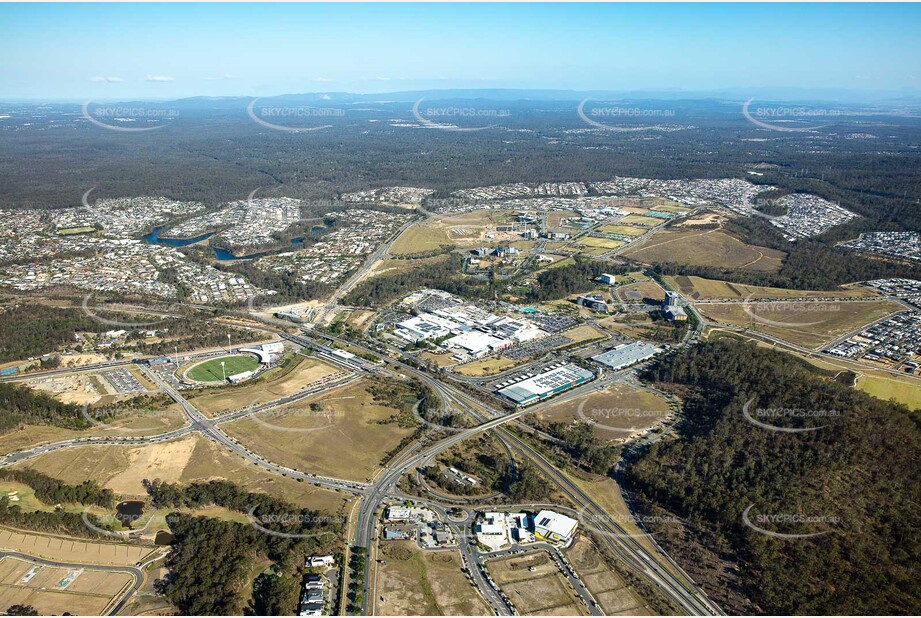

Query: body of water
<box><xmin>146</xmin><ymin>227</ymin><xmax>313</xmax><ymax>261</ymax></box>
<box><xmin>115</xmin><ymin>500</ymin><xmax>145</xmax><ymax>525</ymax></box>
<box><xmin>143</xmin><ymin>226</ymin><xmax>214</xmax><ymax>247</ymax></box>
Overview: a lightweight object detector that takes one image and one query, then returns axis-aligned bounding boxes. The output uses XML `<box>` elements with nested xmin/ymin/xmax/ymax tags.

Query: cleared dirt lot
<box><xmin>664</xmin><ymin>275</ymin><xmax>878</xmax><ymax>301</ymax></box>
<box><xmin>376</xmin><ymin>541</ymin><xmax>489</xmax><ymax>615</ymax></box>
<box><xmin>453</xmin><ymin>356</ymin><xmax>520</xmax><ymax>377</ymax></box>
<box><xmin>538</xmin><ymin>383</ymin><xmax>671</xmax><ymax>442</ymax></box>
<box><xmin>623</xmin><ymin>229</ymin><xmax>786</xmax><ymax>272</ymax></box>
<box><xmin>566</xmin><ymin>536</ymin><xmax>647</xmax><ymax>615</ymax></box>
<box><xmin>696</xmin><ymin>299</ymin><xmax>902</xmax><ymax>349</ymax></box>
<box><xmin>616</xmin><ymin>279</ymin><xmax>667</xmax><ymax>303</ymax></box>
<box><xmin>390</xmin><ymin>210</ymin><xmax>520</xmax><ymax>255</ymax></box>
<box><xmin>0</xmin><ymin>529</ymin><xmax>155</xmax><ymax>566</ymax></box>
<box><xmin>12</xmin><ymin>434</ymin><xmax>349</xmax><ymax>513</ymax></box>
<box><xmin>222</xmin><ymin>379</ymin><xmax>418</xmax><ymax>482</ymax></box>
<box><xmin>0</xmin><ymin>557</ymin><xmax>134</xmax><ymax>616</ymax></box>
<box><xmin>485</xmin><ymin>551</ymin><xmax>587</xmax><ymax>616</ymax></box>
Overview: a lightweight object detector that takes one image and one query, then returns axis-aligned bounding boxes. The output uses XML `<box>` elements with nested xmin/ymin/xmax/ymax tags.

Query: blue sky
<box><xmin>1</xmin><ymin>3</ymin><xmax>919</xmax><ymax>100</ymax></box>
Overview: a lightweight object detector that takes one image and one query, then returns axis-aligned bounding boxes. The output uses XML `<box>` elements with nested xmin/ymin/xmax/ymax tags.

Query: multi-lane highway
<box><xmin>0</xmin><ymin>296</ymin><xmax>728</xmax><ymax>615</ymax></box>
<box><xmin>307</xmin><ymin>329</ymin><xmax>723</xmax><ymax>616</ymax></box>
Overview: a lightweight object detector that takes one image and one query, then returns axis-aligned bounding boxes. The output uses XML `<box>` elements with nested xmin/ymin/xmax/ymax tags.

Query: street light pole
<box><xmin>221</xmin><ymin>361</ymin><xmax>226</xmax><ymax>382</ymax></box>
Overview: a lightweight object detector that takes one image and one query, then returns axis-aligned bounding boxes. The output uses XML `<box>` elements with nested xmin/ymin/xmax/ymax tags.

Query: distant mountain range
<box><xmin>8</xmin><ymin>86</ymin><xmax>921</xmax><ymax>108</ymax></box>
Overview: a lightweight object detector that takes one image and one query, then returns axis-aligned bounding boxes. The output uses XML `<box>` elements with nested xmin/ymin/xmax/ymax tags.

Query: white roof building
<box><xmin>262</xmin><ymin>341</ymin><xmax>285</xmax><ymax>354</ymax></box>
<box><xmin>395</xmin><ymin>313</ymin><xmax>460</xmax><ymax>342</ymax></box>
<box><xmin>534</xmin><ymin>510</ymin><xmax>578</xmax><ymax>542</ymax></box>
<box><xmin>446</xmin><ymin>331</ymin><xmax>511</xmax><ymax>358</ymax></box>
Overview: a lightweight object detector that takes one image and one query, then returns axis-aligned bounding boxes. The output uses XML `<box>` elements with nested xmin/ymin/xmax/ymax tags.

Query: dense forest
<box><xmin>0</xmin><ymin>382</ymin><xmax>90</xmax><ymax>434</ymax></box>
<box><xmin>0</xmin><ymin>304</ymin><xmax>101</xmax><ymax>363</ymax></box>
<box><xmin>0</xmin><ymin>471</ymin><xmax>115</xmax><ymax>538</ymax></box>
<box><xmin>528</xmin><ymin>258</ymin><xmax>629</xmax><ymax>301</ymax></box>
<box><xmin>3</xmin><ymin>98</ymin><xmax>920</xmax><ymax>237</ymax></box>
<box><xmin>147</xmin><ymin>480</ymin><xmax>341</xmax><ymax>615</ymax></box>
<box><xmin>0</xmin><ymin>469</ymin><xmax>113</xmax><ymax>507</ymax></box>
<box><xmin>624</xmin><ymin>340</ymin><xmax>921</xmax><ymax>615</ymax></box>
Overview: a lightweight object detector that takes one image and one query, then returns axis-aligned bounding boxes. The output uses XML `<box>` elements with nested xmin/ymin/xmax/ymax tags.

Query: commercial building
<box><xmin>396</xmin><ymin>296</ymin><xmax>548</xmax><ymax>360</ymax></box>
<box><xmin>664</xmin><ymin>305</ymin><xmax>688</xmax><ymax>321</ymax></box>
<box><xmin>575</xmin><ymin>294</ymin><xmax>609</xmax><ymax>314</ymax></box>
<box><xmin>383</xmin><ymin>527</ymin><xmax>408</xmax><ymax>540</ymax></box>
<box><xmin>262</xmin><ymin>341</ymin><xmax>286</xmax><ymax>355</ymax></box>
<box><xmin>591</xmin><ymin>342</ymin><xmax>661</xmax><ymax>371</ymax></box>
<box><xmin>533</xmin><ymin>510</ymin><xmax>578</xmax><ymax>542</ymax></box>
<box><xmin>227</xmin><ymin>370</ymin><xmax>255</xmax><ymax>384</ymax></box>
<box><xmin>598</xmin><ymin>273</ymin><xmax>617</xmax><ymax>285</ymax></box>
<box><xmin>663</xmin><ymin>291</ymin><xmax>687</xmax><ymax>320</ymax></box>
<box><xmin>306</xmin><ymin>555</ymin><xmax>334</xmax><ymax>568</ymax></box>
<box><xmin>497</xmin><ymin>364</ymin><xmax>595</xmax><ymax>406</ymax></box>
<box><xmin>395</xmin><ymin>313</ymin><xmax>457</xmax><ymax>342</ymax></box>
<box><xmin>444</xmin><ymin>331</ymin><xmax>510</xmax><ymax>359</ymax></box>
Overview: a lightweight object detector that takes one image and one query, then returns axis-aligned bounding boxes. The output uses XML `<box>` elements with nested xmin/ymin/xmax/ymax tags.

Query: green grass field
<box><xmin>186</xmin><ymin>355</ymin><xmax>260</xmax><ymax>382</ymax></box>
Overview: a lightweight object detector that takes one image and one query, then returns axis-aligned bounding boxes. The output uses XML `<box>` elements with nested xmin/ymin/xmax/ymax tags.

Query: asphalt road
<box><xmin>313</xmin><ymin>330</ymin><xmax>723</xmax><ymax>616</ymax></box>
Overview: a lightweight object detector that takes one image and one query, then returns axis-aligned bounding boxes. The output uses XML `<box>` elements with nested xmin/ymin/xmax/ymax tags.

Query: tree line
<box><xmin>625</xmin><ymin>340</ymin><xmax>921</xmax><ymax>615</ymax></box>
<box><xmin>147</xmin><ymin>479</ymin><xmax>341</xmax><ymax>615</ymax></box>
<box><xmin>0</xmin><ymin>382</ymin><xmax>90</xmax><ymax>435</ymax></box>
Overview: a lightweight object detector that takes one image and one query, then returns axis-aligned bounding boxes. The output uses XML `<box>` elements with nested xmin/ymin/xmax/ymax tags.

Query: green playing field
<box><xmin>186</xmin><ymin>355</ymin><xmax>260</xmax><ymax>382</ymax></box>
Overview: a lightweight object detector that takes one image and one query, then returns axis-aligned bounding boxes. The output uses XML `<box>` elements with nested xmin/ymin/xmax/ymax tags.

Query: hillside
<box><xmin>625</xmin><ymin>340</ymin><xmax>921</xmax><ymax>615</ymax></box>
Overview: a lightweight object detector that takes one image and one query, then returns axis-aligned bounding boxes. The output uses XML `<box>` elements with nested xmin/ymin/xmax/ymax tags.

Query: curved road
<box><xmin>0</xmin><ymin>551</ymin><xmax>144</xmax><ymax>616</ymax></box>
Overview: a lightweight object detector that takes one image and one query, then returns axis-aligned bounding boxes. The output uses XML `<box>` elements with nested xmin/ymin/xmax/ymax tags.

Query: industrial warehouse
<box><xmin>591</xmin><ymin>341</ymin><xmax>661</xmax><ymax>371</ymax></box>
<box><xmin>496</xmin><ymin>363</ymin><xmax>595</xmax><ymax>406</ymax></box>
